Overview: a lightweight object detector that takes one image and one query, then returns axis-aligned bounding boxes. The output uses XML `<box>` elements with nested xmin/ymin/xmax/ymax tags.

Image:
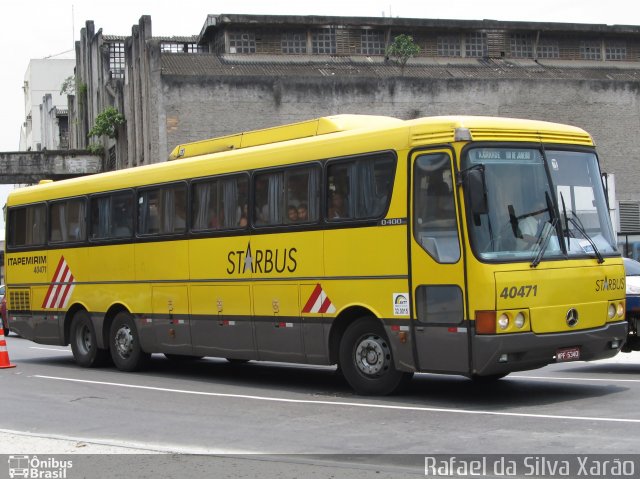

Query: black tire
<box><xmin>165</xmin><ymin>353</ymin><xmax>204</xmax><ymax>362</ymax></box>
<box><xmin>339</xmin><ymin>317</ymin><xmax>413</xmax><ymax>395</ymax></box>
<box><xmin>3</xmin><ymin>327</ymin><xmax>9</xmax><ymax>337</ymax></box>
<box><xmin>70</xmin><ymin>310</ymin><xmax>110</xmax><ymax>367</ymax></box>
<box><xmin>109</xmin><ymin>311</ymin><xmax>150</xmax><ymax>372</ymax></box>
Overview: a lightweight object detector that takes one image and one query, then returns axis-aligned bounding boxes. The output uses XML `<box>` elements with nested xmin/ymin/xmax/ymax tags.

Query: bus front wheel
<box><xmin>109</xmin><ymin>312</ymin><xmax>150</xmax><ymax>372</ymax></box>
<box><xmin>70</xmin><ymin>310</ymin><xmax>110</xmax><ymax>367</ymax></box>
<box><xmin>339</xmin><ymin>317</ymin><xmax>412</xmax><ymax>395</ymax></box>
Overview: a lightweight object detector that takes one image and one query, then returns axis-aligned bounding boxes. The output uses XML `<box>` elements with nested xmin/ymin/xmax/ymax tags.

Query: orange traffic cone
<box><xmin>0</xmin><ymin>328</ymin><xmax>16</xmax><ymax>369</ymax></box>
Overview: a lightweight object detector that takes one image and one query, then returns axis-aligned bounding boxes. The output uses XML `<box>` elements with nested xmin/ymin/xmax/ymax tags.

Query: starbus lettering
<box><xmin>8</xmin><ymin>255</ymin><xmax>47</xmax><ymax>267</ymax></box>
<box><xmin>227</xmin><ymin>243</ymin><xmax>297</xmax><ymax>274</ymax></box>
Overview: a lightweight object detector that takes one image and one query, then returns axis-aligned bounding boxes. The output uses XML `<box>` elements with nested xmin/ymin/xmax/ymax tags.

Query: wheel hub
<box><xmin>77</xmin><ymin>325</ymin><xmax>92</xmax><ymax>354</ymax></box>
<box><xmin>114</xmin><ymin>326</ymin><xmax>133</xmax><ymax>358</ymax></box>
<box><xmin>354</xmin><ymin>335</ymin><xmax>389</xmax><ymax>376</ymax></box>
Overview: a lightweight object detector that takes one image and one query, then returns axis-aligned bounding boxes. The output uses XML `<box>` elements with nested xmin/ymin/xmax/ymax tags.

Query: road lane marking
<box><xmin>30</xmin><ymin>347</ymin><xmax>71</xmax><ymax>353</ymax></box>
<box><xmin>512</xmin><ymin>375</ymin><xmax>640</xmax><ymax>383</ymax></box>
<box><xmin>0</xmin><ymin>428</ymin><xmax>253</xmax><ymax>455</ymax></box>
<box><xmin>35</xmin><ymin>374</ymin><xmax>640</xmax><ymax>424</ymax></box>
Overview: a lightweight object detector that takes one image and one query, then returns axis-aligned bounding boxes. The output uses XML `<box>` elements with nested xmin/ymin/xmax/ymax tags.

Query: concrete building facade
<box><xmin>71</xmin><ymin>14</ymin><xmax>640</xmax><ymax>231</ymax></box>
<box><xmin>20</xmin><ymin>59</ymin><xmax>75</xmax><ymax>151</ymax></box>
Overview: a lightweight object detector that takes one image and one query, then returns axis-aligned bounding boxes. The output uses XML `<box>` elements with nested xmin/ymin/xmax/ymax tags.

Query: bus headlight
<box><xmin>608</xmin><ymin>304</ymin><xmax>616</xmax><ymax>320</ymax></box>
<box><xmin>514</xmin><ymin>312</ymin><xmax>526</xmax><ymax>329</ymax></box>
<box><xmin>498</xmin><ymin>313</ymin><xmax>509</xmax><ymax>330</ymax></box>
<box><xmin>617</xmin><ymin>302</ymin><xmax>625</xmax><ymax>318</ymax></box>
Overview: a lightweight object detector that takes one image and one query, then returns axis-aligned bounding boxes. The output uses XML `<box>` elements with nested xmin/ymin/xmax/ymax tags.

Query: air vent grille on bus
<box><xmin>468</xmin><ymin>128</ymin><xmax>593</xmax><ymax>146</ymax></box>
<box><xmin>9</xmin><ymin>289</ymin><xmax>31</xmax><ymax>311</ymax></box>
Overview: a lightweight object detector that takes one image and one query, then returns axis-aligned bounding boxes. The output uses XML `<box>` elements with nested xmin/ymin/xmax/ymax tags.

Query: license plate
<box><xmin>556</xmin><ymin>346</ymin><xmax>580</xmax><ymax>362</ymax></box>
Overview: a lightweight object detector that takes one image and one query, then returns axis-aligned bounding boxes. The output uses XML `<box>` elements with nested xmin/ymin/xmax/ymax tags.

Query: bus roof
<box><xmin>7</xmin><ymin>114</ymin><xmax>593</xmax><ymax>206</ymax></box>
<box><xmin>168</xmin><ymin>115</ymin><xmax>404</xmax><ymax>161</ymax></box>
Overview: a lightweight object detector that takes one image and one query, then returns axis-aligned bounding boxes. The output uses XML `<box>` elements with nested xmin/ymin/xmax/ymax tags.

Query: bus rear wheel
<box><xmin>70</xmin><ymin>310</ymin><xmax>110</xmax><ymax>367</ymax></box>
<box><xmin>109</xmin><ymin>312</ymin><xmax>150</xmax><ymax>372</ymax></box>
<box><xmin>339</xmin><ymin>317</ymin><xmax>413</xmax><ymax>395</ymax></box>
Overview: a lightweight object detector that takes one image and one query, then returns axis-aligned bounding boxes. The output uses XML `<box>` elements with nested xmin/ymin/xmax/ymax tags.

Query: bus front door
<box><xmin>410</xmin><ymin>149</ymin><xmax>469</xmax><ymax>374</ymax></box>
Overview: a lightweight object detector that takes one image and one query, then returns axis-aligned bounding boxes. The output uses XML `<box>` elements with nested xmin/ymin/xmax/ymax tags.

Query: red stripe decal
<box><xmin>318</xmin><ymin>296</ymin><xmax>333</xmax><ymax>314</ymax></box>
<box><xmin>56</xmin><ymin>271</ymin><xmax>74</xmax><ymax>308</ymax></box>
<box><xmin>302</xmin><ymin>284</ymin><xmax>322</xmax><ymax>313</ymax></box>
<box><xmin>42</xmin><ymin>257</ymin><xmax>66</xmax><ymax>308</ymax></box>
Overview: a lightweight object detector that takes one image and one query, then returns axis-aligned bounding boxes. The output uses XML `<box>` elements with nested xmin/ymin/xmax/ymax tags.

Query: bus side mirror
<box><xmin>467</xmin><ymin>168</ymin><xmax>488</xmax><ymax>216</ymax></box>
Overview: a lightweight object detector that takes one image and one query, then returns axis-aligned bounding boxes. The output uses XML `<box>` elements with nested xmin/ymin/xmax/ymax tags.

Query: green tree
<box><xmin>60</xmin><ymin>75</ymin><xmax>75</xmax><ymax>96</ymax></box>
<box><xmin>88</xmin><ymin>107</ymin><xmax>125</xmax><ymax>139</ymax></box>
<box><xmin>386</xmin><ymin>34</ymin><xmax>421</xmax><ymax>67</ymax></box>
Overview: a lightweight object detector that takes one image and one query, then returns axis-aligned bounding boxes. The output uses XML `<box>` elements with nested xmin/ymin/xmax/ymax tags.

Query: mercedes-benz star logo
<box><xmin>566</xmin><ymin>308</ymin><xmax>579</xmax><ymax>327</ymax></box>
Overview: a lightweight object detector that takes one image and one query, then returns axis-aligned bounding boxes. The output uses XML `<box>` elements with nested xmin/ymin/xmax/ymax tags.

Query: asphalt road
<box><xmin>1</xmin><ymin>333</ymin><xmax>639</xmax><ymax>478</ymax></box>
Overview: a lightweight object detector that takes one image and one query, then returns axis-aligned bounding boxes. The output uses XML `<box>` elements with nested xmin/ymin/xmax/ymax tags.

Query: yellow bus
<box><xmin>4</xmin><ymin>115</ymin><xmax>627</xmax><ymax>395</ymax></box>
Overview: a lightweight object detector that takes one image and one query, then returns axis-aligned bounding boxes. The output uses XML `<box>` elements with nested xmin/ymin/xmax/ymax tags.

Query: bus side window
<box><xmin>112</xmin><ymin>192</ymin><xmax>133</xmax><ymax>237</ymax></box>
<box><xmin>7</xmin><ymin>204</ymin><xmax>45</xmax><ymax>248</ymax></box>
<box><xmin>254</xmin><ymin>172</ymin><xmax>284</xmax><ymax>226</ymax></box>
<box><xmin>326</xmin><ymin>153</ymin><xmax>395</xmax><ymax>221</ymax></box>
<box><xmin>49</xmin><ymin>198</ymin><xmax>86</xmax><ymax>243</ymax></box>
<box><xmin>285</xmin><ymin>166</ymin><xmax>320</xmax><ymax>224</ymax></box>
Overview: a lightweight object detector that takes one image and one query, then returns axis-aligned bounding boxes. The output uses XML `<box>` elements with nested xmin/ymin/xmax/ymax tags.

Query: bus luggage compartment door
<box><xmin>152</xmin><ymin>286</ymin><xmax>192</xmax><ymax>355</ymax></box>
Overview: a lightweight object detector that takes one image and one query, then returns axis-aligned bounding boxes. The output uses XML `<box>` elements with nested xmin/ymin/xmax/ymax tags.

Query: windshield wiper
<box><xmin>531</xmin><ymin>218</ymin><xmax>557</xmax><ymax>268</ymax></box>
<box><xmin>558</xmin><ymin>191</ymin><xmax>603</xmax><ymax>263</ymax></box>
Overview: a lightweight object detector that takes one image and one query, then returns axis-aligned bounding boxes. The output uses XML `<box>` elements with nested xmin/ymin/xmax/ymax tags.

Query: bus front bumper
<box><xmin>471</xmin><ymin>321</ymin><xmax>628</xmax><ymax>377</ymax></box>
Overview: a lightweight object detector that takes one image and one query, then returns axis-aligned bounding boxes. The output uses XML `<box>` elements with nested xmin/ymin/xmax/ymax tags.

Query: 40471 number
<box><xmin>499</xmin><ymin>285</ymin><xmax>538</xmax><ymax>299</ymax></box>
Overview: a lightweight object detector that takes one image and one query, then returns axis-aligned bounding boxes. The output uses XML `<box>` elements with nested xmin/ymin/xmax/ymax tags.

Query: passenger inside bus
<box><xmin>297</xmin><ymin>204</ymin><xmax>308</xmax><ymax>222</ymax></box>
<box><xmin>287</xmin><ymin>206</ymin><xmax>299</xmax><ymax>223</ymax></box>
<box><xmin>328</xmin><ymin>191</ymin><xmax>347</xmax><ymax>219</ymax></box>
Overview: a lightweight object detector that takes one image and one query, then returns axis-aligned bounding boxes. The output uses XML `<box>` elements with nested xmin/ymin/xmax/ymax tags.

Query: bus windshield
<box><xmin>464</xmin><ymin>146</ymin><xmax>617</xmax><ymax>262</ymax></box>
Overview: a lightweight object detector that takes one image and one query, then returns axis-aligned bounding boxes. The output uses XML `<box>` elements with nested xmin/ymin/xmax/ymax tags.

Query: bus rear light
<box><xmin>475</xmin><ymin>310</ymin><xmax>496</xmax><ymax>334</ymax></box>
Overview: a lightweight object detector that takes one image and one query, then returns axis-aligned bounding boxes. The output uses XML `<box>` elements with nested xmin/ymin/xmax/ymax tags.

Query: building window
<box><xmin>161</xmin><ymin>43</ymin><xmax>206</xmax><ymax>53</ymax></box>
<box><xmin>437</xmin><ymin>35</ymin><xmax>461</xmax><ymax>57</ymax></box>
<box><xmin>510</xmin><ymin>33</ymin><xmax>534</xmax><ymax>58</ymax></box>
<box><xmin>108</xmin><ymin>42</ymin><xmax>125</xmax><ymax>79</ymax></box>
<box><xmin>606</xmin><ymin>41</ymin><xmax>627</xmax><ymax>60</ymax></box>
<box><xmin>161</xmin><ymin>43</ymin><xmax>182</xmax><ymax>53</ymax></box>
<box><xmin>360</xmin><ymin>30</ymin><xmax>385</xmax><ymax>55</ymax></box>
<box><xmin>580</xmin><ymin>41</ymin><xmax>601</xmax><ymax>60</ymax></box>
<box><xmin>312</xmin><ymin>28</ymin><xmax>336</xmax><ymax>54</ymax></box>
<box><xmin>281</xmin><ymin>32</ymin><xmax>307</xmax><ymax>54</ymax></box>
<box><xmin>536</xmin><ymin>39</ymin><xmax>560</xmax><ymax>59</ymax></box>
<box><xmin>229</xmin><ymin>32</ymin><xmax>256</xmax><ymax>54</ymax></box>
<box><xmin>465</xmin><ymin>32</ymin><xmax>488</xmax><ymax>58</ymax></box>
<box><xmin>186</xmin><ymin>43</ymin><xmax>206</xmax><ymax>53</ymax></box>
